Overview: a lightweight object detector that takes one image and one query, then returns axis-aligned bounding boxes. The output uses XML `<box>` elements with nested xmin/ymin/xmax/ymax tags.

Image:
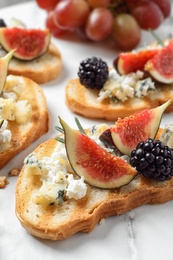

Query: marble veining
<box><xmin>126</xmin><ymin>211</ymin><xmax>138</xmax><ymax>260</ymax></box>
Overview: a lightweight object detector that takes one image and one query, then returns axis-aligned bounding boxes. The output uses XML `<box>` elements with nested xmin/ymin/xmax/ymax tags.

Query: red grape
<box><xmin>35</xmin><ymin>0</ymin><xmax>60</xmax><ymax>11</ymax></box>
<box><xmin>112</xmin><ymin>13</ymin><xmax>141</xmax><ymax>50</ymax></box>
<box><xmin>45</xmin><ymin>11</ymin><xmax>66</xmax><ymax>37</ymax></box>
<box><xmin>76</xmin><ymin>26</ymin><xmax>91</xmax><ymax>41</ymax></box>
<box><xmin>35</xmin><ymin>0</ymin><xmax>171</xmax><ymax>51</ymax></box>
<box><xmin>85</xmin><ymin>8</ymin><xmax>114</xmax><ymax>41</ymax></box>
<box><xmin>53</xmin><ymin>0</ymin><xmax>90</xmax><ymax>30</ymax></box>
<box><xmin>152</xmin><ymin>0</ymin><xmax>171</xmax><ymax>18</ymax></box>
<box><xmin>88</xmin><ymin>0</ymin><xmax>111</xmax><ymax>8</ymax></box>
<box><xmin>130</xmin><ymin>1</ymin><xmax>164</xmax><ymax>30</ymax></box>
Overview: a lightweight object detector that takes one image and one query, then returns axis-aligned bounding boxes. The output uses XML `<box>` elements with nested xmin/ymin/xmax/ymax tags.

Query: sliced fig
<box><xmin>0</xmin><ymin>27</ymin><xmax>50</xmax><ymax>61</ymax></box>
<box><xmin>110</xmin><ymin>100</ymin><xmax>172</xmax><ymax>156</ymax></box>
<box><xmin>114</xmin><ymin>48</ymin><xmax>159</xmax><ymax>75</ymax></box>
<box><xmin>145</xmin><ymin>40</ymin><xmax>173</xmax><ymax>83</ymax></box>
<box><xmin>59</xmin><ymin>118</ymin><xmax>137</xmax><ymax>189</ymax></box>
<box><xmin>0</xmin><ymin>49</ymin><xmax>15</xmax><ymax>95</ymax></box>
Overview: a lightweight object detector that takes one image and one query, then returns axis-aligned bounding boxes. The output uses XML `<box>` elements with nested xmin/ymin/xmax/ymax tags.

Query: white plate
<box><xmin>0</xmin><ymin>2</ymin><xmax>173</xmax><ymax>260</ymax></box>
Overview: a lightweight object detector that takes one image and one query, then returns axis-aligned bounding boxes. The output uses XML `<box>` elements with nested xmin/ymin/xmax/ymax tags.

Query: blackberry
<box><xmin>130</xmin><ymin>138</ymin><xmax>173</xmax><ymax>181</ymax></box>
<box><xmin>78</xmin><ymin>57</ymin><xmax>109</xmax><ymax>89</ymax></box>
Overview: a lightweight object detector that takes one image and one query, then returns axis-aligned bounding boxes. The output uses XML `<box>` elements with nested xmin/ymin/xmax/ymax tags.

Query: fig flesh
<box><xmin>110</xmin><ymin>100</ymin><xmax>172</xmax><ymax>156</ymax></box>
<box><xmin>0</xmin><ymin>27</ymin><xmax>50</xmax><ymax>61</ymax></box>
<box><xmin>59</xmin><ymin>118</ymin><xmax>137</xmax><ymax>189</ymax></box>
<box><xmin>114</xmin><ymin>48</ymin><xmax>159</xmax><ymax>75</ymax></box>
<box><xmin>145</xmin><ymin>40</ymin><xmax>173</xmax><ymax>83</ymax></box>
<box><xmin>0</xmin><ymin>49</ymin><xmax>14</xmax><ymax>95</ymax></box>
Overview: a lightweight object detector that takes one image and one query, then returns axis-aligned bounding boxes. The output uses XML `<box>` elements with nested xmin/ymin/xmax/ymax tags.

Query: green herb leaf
<box><xmin>75</xmin><ymin>117</ymin><xmax>87</xmax><ymax>135</ymax></box>
<box><xmin>55</xmin><ymin>126</ymin><xmax>64</xmax><ymax>134</ymax></box>
<box><xmin>55</xmin><ymin>136</ymin><xmax>65</xmax><ymax>143</ymax></box>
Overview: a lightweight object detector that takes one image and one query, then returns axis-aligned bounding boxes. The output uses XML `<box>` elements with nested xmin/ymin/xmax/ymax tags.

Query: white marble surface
<box><xmin>0</xmin><ymin>2</ymin><xmax>173</xmax><ymax>260</ymax></box>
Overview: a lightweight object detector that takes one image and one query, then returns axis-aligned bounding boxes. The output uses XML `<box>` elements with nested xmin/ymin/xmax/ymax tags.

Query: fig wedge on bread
<box><xmin>66</xmin><ymin>41</ymin><xmax>173</xmax><ymax>121</ymax></box>
<box><xmin>0</xmin><ymin>21</ymin><xmax>62</xmax><ymax>84</ymax></box>
<box><xmin>0</xmin><ymin>51</ymin><xmax>49</xmax><ymax>169</ymax></box>
<box><xmin>16</xmin><ymin>104</ymin><xmax>173</xmax><ymax>240</ymax></box>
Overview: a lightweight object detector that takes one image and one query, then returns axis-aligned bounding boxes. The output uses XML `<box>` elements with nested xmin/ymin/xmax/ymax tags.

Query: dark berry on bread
<box><xmin>78</xmin><ymin>57</ymin><xmax>109</xmax><ymax>89</ymax></box>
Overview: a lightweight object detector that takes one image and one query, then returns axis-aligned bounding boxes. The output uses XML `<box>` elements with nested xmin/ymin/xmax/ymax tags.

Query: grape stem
<box><xmin>149</xmin><ymin>29</ymin><xmax>164</xmax><ymax>46</ymax></box>
<box><xmin>108</xmin><ymin>1</ymin><xmax>129</xmax><ymax>16</ymax></box>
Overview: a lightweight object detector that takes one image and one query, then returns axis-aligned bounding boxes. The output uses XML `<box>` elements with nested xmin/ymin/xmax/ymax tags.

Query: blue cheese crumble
<box><xmin>24</xmin><ymin>141</ymin><xmax>87</xmax><ymax>206</ymax></box>
<box><xmin>97</xmin><ymin>69</ymin><xmax>155</xmax><ymax>103</ymax></box>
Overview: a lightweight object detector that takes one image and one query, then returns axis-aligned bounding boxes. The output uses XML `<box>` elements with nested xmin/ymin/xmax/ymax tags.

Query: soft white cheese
<box><xmin>2</xmin><ymin>91</ymin><xmax>18</xmax><ymax>101</ymax></box>
<box><xmin>66</xmin><ymin>175</ymin><xmax>87</xmax><ymax>200</ymax></box>
<box><xmin>97</xmin><ymin>69</ymin><xmax>155</xmax><ymax>103</ymax></box>
<box><xmin>0</xmin><ymin>119</ymin><xmax>11</xmax><ymax>143</ymax></box>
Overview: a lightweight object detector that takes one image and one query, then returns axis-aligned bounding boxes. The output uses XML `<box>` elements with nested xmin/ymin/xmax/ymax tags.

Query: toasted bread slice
<box><xmin>65</xmin><ymin>78</ymin><xmax>173</xmax><ymax>121</ymax></box>
<box><xmin>6</xmin><ymin>43</ymin><xmax>62</xmax><ymax>84</ymax></box>
<box><xmin>0</xmin><ymin>75</ymin><xmax>49</xmax><ymax>169</ymax></box>
<box><xmin>16</xmin><ymin>129</ymin><xmax>173</xmax><ymax>241</ymax></box>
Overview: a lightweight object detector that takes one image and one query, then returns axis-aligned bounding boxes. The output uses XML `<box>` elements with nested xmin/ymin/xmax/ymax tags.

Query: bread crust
<box><xmin>65</xmin><ymin>78</ymin><xmax>173</xmax><ymax>121</ymax></box>
<box><xmin>0</xmin><ymin>75</ymin><xmax>49</xmax><ymax>169</ymax></box>
<box><xmin>7</xmin><ymin>43</ymin><xmax>62</xmax><ymax>84</ymax></box>
<box><xmin>16</xmin><ymin>133</ymin><xmax>173</xmax><ymax>241</ymax></box>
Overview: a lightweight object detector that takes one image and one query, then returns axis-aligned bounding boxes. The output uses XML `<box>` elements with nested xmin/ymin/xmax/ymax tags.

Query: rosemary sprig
<box><xmin>55</xmin><ymin>126</ymin><xmax>64</xmax><ymax>134</ymax></box>
<box><xmin>55</xmin><ymin>136</ymin><xmax>65</xmax><ymax>143</ymax></box>
<box><xmin>74</xmin><ymin>117</ymin><xmax>87</xmax><ymax>135</ymax></box>
<box><xmin>55</xmin><ymin>125</ymin><xmax>65</xmax><ymax>143</ymax></box>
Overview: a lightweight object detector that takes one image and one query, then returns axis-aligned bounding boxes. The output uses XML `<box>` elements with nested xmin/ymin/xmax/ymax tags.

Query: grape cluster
<box><xmin>35</xmin><ymin>0</ymin><xmax>171</xmax><ymax>51</ymax></box>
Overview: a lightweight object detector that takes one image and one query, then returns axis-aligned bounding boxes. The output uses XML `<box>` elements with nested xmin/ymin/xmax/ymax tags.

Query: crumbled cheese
<box><xmin>0</xmin><ymin>119</ymin><xmax>11</xmax><ymax>143</ymax></box>
<box><xmin>160</xmin><ymin>124</ymin><xmax>173</xmax><ymax>148</ymax></box>
<box><xmin>2</xmin><ymin>91</ymin><xmax>18</xmax><ymax>101</ymax></box>
<box><xmin>66</xmin><ymin>175</ymin><xmax>87</xmax><ymax>200</ymax></box>
<box><xmin>135</xmin><ymin>78</ymin><xmax>155</xmax><ymax>97</ymax></box>
<box><xmin>24</xmin><ymin>153</ymin><xmax>42</xmax><ymax>176</ymax></box>
<box><xmin>25</xmin><ymin>141</ymin><xmax>88</xmax><ymax>205</ymax></box>
<box><xmin>0</xmin><ymin>93</ymin><xmax>32</xmax><ymax>125</ymax></box>
<box><xmin>0</xmin><ymin>98</ymin><xmax>15</xmax><ymax>120</ymax></box>
<box><xmin>14</xmin><ymin>100</ymin><xmax>32</xmax><ymax>124</ymax></box>
<box><xmin>97</xmin><ymin>69</ymin><xmax>155</xmax><ymax>103</ymax></box>
<box><xmin>88</xmin><ymin>123</ymin><xmax>108</xmax><ymax>138</ymax></box>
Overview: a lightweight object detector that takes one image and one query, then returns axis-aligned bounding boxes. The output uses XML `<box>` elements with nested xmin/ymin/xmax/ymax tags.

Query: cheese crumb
<box><xmin>98</xmin><ymin>69</ymin><xmax>155</xmax><ymax>103</ymax></box>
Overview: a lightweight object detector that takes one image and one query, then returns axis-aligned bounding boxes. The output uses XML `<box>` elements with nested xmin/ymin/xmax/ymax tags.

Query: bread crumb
<box><xmin>99</xmin><ymin>218</ymin><xmax>105</xmax><ymax>225</ymax></box>
<box><xmin>9</xmin><ymin>168</ymin><xmax>20</xmax><ymax>176</ymax></box>
<box><xmin>0</xmin><ymin>176</ymin><xmax>9</xmax><ymax>188</ymax></box>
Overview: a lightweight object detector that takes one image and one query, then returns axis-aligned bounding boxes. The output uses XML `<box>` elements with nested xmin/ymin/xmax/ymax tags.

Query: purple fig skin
<box><xmin>113</xmin><ymin>56</ymin><xmax>119</xmax><ymax>72</ymax></box>
<box><xmin>99</xmin><ymin>129</ymin><xmax>115</xmax><ymax>148</ymax></box>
